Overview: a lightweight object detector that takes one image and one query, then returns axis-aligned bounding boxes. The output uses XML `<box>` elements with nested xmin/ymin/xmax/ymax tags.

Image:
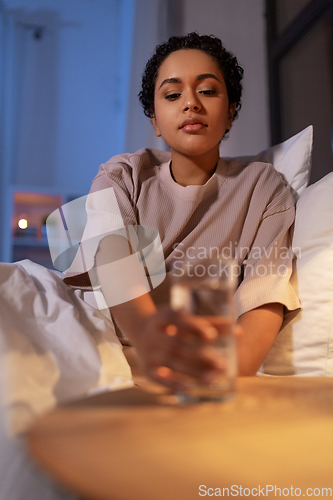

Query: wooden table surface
<box><xmin>27</xmin><ymin>377</ymin><xmax>333</xmax><ymax>500</ymax></box>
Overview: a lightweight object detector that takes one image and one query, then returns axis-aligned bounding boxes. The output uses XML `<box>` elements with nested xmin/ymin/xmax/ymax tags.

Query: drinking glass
<box><xmin>170</xmin><ymin>256</ymin><xmax>237</xmax><ymax>403</ymax></box>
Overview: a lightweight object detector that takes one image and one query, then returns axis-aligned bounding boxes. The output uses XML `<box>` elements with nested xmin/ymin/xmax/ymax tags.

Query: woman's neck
<box><xmin>170</xmin><ymin>149</ymin><xmax>220</xmax><ymax>187</ymax></box>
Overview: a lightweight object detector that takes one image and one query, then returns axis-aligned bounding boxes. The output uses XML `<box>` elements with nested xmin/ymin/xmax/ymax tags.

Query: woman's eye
<box><xmin>165</xmin><ymin>93</ymin><xmax>181</xmax><ymax>101</ymax></box>
<box><xmin>200</xmin><ymin>90</ymin><xmax>216</xmax><ymax>95</ymax></box>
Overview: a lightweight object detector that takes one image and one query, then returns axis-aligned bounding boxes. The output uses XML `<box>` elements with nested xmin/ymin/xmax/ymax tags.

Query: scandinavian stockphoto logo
<box><xmin>46</xmin><ymin>188</ymin><xmax>166</xmax><ymax>309</ymax></box>
<box><xmin>172</xmin><ymin>242</ymin><xmax>296</xmax><ymax>278</ymax></box>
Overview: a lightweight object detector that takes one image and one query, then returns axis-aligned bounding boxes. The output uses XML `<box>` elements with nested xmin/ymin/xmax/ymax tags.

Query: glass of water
<box><xmin>170</xmin><ymin>256</ymin><xmax>237</xmax><ymax>403</ymax></box>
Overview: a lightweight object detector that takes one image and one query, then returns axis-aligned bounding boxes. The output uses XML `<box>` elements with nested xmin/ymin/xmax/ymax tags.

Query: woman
<box><xmin>65</xmin><ymin>33</ymin><xmax>300</xmax><ymax>390</ymax></box>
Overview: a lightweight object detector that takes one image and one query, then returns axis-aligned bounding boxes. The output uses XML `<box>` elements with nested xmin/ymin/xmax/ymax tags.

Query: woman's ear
<box><xmin>227</xmin><ymin>103</ymin><xmax>237</xmax><ymax>130</ymax></box>
<box><xmin>150</xmin><ymin>113</ymin><xmax>161</xmax><ymax>137</ymax></box>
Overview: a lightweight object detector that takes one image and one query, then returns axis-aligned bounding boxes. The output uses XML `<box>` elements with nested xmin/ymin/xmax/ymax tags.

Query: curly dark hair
<box><xmin>138</xmin><ymin>32</ymin><xmax>244</xmax><ymax>122</ymax></box>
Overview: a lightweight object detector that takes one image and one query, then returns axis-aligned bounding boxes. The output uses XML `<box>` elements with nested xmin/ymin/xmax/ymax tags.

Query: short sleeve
<box><xmin>234</xmin><ymin>189</ymin><xmax>301</xmax><ymax>320</ymax></box>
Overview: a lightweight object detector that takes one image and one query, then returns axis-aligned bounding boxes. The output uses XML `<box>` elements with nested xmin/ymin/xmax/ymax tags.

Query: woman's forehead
<box><xmin>156</xmin><ymin>49</ymin><xmax>222</xmax><ymax>82</ymax></box>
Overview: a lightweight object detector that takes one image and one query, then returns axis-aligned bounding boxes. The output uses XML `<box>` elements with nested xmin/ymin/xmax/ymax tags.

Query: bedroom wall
<box><xmin>0</xmin><ymin>0</ymin><xmax>135</xmax><ymax>262</ymax></box>
<box><xmin>1</xmin><ymin>0</ymin><xmax>135</xmax><ymax>197</ymax></box>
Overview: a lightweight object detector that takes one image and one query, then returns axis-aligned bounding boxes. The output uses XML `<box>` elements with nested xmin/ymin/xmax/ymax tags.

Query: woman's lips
<box><xmin>181</xmin><ymin>123</ymin><xmax>206</xmax><ymax>132</ymax></box>
<box><xmin>179</xmin><ymin>119</ymin><xmax>206</xmax><ymax>132</ymax></box>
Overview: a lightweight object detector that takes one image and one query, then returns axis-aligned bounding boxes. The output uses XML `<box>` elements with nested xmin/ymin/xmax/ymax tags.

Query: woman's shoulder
<box><xmin>101</xmin><ymin>148</ymin><xmax>171</xmax><ymax>175</ymax></box>
<box><xmin>225</xmin><ymin>159</ymin><xmax>295</xmax><ymax>211</ymax></box>
<box><xmin>227</xmin><ymin>158</ymin><xmax>291</xmax><ymax>190</ymax></box>
<box><xmin>228</xmin><ymin>157</ymin><xmax>281</xmax><ymax>177</ymax></box>
<box><xmin>90</xmin><ymin>148</ymin><xmax>171</xmax><ymax>193</ymax></box>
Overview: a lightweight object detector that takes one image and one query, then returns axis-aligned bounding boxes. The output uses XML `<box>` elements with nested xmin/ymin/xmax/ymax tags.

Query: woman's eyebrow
<box><xmin>159</xmin><ymin>77</ymin><xmax>181</xmax><ymax>89</ymax></box>
<box><xmin>159</xmin><ymin>73</ymin><xmax>220</xmax><ymax>90</ymax></box>
<box><xmin>196</xmin><ymin>73</ymin><xmax>220</xmax><ymax>83</ymax></box>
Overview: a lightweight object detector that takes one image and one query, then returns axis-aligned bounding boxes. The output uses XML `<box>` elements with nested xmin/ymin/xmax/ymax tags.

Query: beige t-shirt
<box><xmin>64</xmin><ymin>148</ymin><xmax>300</xmax><ymax>321</ymax></box>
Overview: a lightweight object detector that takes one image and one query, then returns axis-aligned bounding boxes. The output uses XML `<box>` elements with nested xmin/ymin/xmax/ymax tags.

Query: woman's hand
<box><xmin>131</xmin><ymin>308</ymin><xmax>239</xmax><ymax>392</ymax></box>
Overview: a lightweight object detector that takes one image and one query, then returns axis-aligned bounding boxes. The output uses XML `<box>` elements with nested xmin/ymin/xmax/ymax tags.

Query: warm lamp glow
<box><xmin>18</xmin><ymin>218</ymin><xmax>28</xmax><ymax>229</ymax></box>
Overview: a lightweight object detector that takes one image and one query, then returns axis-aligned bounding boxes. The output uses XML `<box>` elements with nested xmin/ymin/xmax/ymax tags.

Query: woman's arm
<box><xmin>96</xmin><ymin>234</ymin><xmax>283</xmax><ymax>388</ymax></box>
<box><xmin>96</xmin><ymin>234</ymin><xmax>230</xmax><ymax>389</ymax></box>
<box><xmin>109</xmin><ymin>295</ymin><xmax>283</xmax><ymax>386</ymax></box>
<box><xmin>96</xmin><ymin>235</ymin><xmax>283</xmax><ymax>388</ymax></box>
<box><xmin>110</xmin><ymin>294</ymin><xmax>228</xmax><ymax>390</ymax></box>
<box><xmin>236</xmin><ymin>303</ymin><xmax>283</xmax><ymax>375</ymax></box>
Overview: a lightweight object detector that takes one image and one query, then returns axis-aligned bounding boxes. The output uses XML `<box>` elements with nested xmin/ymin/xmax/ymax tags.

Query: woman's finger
<box><xmin>155</xmin><ymin>308</ymin><xmax>219</xmax><ymax>342</ymax></box>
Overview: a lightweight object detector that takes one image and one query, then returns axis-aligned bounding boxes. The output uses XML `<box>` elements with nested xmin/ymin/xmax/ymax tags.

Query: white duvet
<box><xmin>0</xmin><ymin>259</ymin><xmax>133</xmax><ymax>499</ymax></box>
<box><xmin>0</xmin><ymin>259</ymin><xmax>132</xmax><ymax>435</ymax></box>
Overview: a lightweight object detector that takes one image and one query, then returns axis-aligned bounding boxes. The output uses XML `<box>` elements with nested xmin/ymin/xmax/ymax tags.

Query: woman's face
<box><xmin>152</xmin><ymin>49</ymin><xmax>235</xmax><ymax>160</ymax></box>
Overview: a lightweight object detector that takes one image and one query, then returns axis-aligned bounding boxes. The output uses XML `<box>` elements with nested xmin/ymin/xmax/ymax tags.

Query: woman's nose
<box><xmin>183</xmin><ymin>92</ymin><xmax>201</xmax><ymax>112</ymax></box>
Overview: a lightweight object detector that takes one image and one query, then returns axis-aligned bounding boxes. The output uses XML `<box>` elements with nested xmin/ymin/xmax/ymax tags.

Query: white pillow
<box><xmin>234</xmin><ymin>125</ymin><xmax>313</xmax><ymax>200</ymax></box>
<box><xmin>259</xmin><ymin>171</ymin><xmax>333</xmax><ymax>376</ymax></box>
